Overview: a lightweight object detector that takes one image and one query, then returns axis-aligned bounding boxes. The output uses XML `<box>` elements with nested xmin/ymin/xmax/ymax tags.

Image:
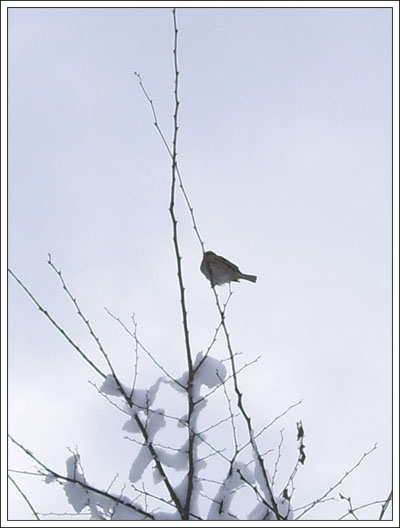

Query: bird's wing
<box><xmin>216</xmin><ymin>254</ymin><xmax>240</xmax><ymax>273</ymax></box>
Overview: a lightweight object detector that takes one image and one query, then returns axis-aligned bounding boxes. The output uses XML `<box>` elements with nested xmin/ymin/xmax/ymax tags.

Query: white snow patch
<box><xmin>194</xmin><ymin>353</ymin><xmax>227</xmax><ymax>388</ymax></box>
<box><xmin>100</xmin><ymin>375</ymin><xmax>126</xmax><ymax>397</ymax></box>
<box><xmin>111</xmin><ymin>496</ymin><xmax>144</xmax><ymax>520</ymax></box>
<box><xmin>44</xmin><ymin>473</ymin><xmax>56</xmax><ymax>484</ymax></box>
<box><xmin>122</xmin><ymin>416</ymin><xmax>140</xmax><ymax>434</ymax></box>
<box><xmin>178</xmin><ymin>414</ymin><xmax>188</xmax><ymax>427</ymax></box>
<box><xmin>155</xmin><ymin>440</ymin><xmax>188</xmax><ymax>470</ymax></box>
<box><xmin>146</xmin><ymin>409</ymin><xmax>166</xmax><ymax>440</ymax></box>
<box><xmin>153</xmin><ymin>511</ymin><xmax>182</xmax><ymax>520</ymax></box>
<box><xmin>248</xmin><ymin>502</ymin><xmax>270</xmax><ymax>520</ymax></box>
<box><xmin>63</xmin><ymin>455</ymin><xmax>88</xmax><ymax>513</ymax></box>
<box><xmin>129</xmin><ymin>445</ymin><xmax>153</xmax><ymax>483</ymax></box>
<box><xmin>207</xmin><ymin>462</ymin><xmax>254</xmax><ymax>520</ymax></box>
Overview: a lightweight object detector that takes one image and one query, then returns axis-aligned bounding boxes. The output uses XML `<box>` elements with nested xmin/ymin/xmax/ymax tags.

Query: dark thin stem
<box><xmin>379</xmin><ymin>490</ymin><xmax>393</xmax><ymax>520</ymax></box>
<box><xmin>47</xmin><ymin>254</ymin><xmax>118</xmax><ymax>380</ymax></box>
<box><xmin>197</xmin><ymin>355</ymin><xmax>261</xmax><ymax>406</ymax></box>
<box><xmin>8</xmin><ymin>269</ymin><xmax>106</xmax><ymax>379</ymax></box>
<box><xmin>134</xmin><ymin>72</ymin><xmax>204</xmax><ymax>254</ymax></box>
<box><xmin>217</xmin><ymin>371</ymin><xmax>239</xmax><ymax>455</ymax></box>
<box><xmin>8</xmin><ymin>267</ymin><xmax>185</xmax><ymax>515</ymax></box>
<box><xmin>294</xmin><ymin>444</ymin><xmax>378</xmax><ymax>519</ymax></box>
<box><xmin>194</xmin><ymin>290</ymin><xmax>233</xmax><ymax>375</ymax></box>
<box><xmin>237</xmin><ymin>468</ymin><xmax>278</xmax><ymax>517</ymax></box>
<box><xmin>339</xmin><ymin>497</ymin><xmax>389</xmax><ymax>520</ymax></box>
<box><xmin>168</xmin><ymin>10</ymin><xmax>195</xmax><ymax>519</ymax></box>
<box><xmin>211</xmin><ymin>287</ymin><xmax>282</xmax><ymax>519</ymax></box>
<box><xmin>8</xmin><ymin>474</ymin><xmax>40</xmax><ymax>520</ymax></box>
<box><xmin>104</xmin><ymin>307</ymin><xmax>183</xmax><ymax>389</ymax></box>
<box><xmin>129</xmin><ymin>314</ymin><xmax>140</xmax><ymax>400</ymax></box>
<box><xmin>8</xmin><ymin>435</ymin><xmax>154</xmax><ymax>520</ymax></box>
<box><xmin>272</xmin><ymin>428</ymin><xmax>284</xmax><ymax>486</ymax></box>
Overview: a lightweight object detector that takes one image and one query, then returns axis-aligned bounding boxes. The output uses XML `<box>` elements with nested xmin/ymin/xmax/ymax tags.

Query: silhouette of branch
<box><xmin>210</xmin><ymin>288</ymin><xmax>282</xmax><ymax>519</ymax></box>
<box><xmin>8</xmin><ymin>474</ymin><xmax>40</xmax><ymax>520</ymax></box>
<box><xmin>104</xmin><ymin>307</ymin><xmax>182</xmax><ymax>389</ymax></box>
<box><xmin>294</xmin><ymin>443</ymin><xmax>378</xmax><ymax>519</ymax></box>
<box><xmin>47</xmin><ymin>254</ymin><xmax>118</xmax><ymax>380</ymax></box>
<box><xmin>379</xmin><ymin>490</ymin><xmax>393</xmax><ymax>520</ymax></box>
<box><xmin>339</xmin><ymin>492</ymin><xmax>392</xmax><ymax>520</ymax></box>
<box><xmin>8</xmin><ymin>435</ymin><xmax>154</xmax><ymax>520</ymax></box>
<box><xmin>8</xmin><ymin>269</ymin><xmax>106</xmax><ymax>379</ymax></box>
<box><xmin>272</xmin><ymin>428</ymin><xmax>284</xmax><ymax>486</ymax></box>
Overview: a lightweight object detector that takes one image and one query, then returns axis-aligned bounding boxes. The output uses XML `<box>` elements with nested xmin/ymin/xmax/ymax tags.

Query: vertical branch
<box><xmin>169</xmin><ymin>8</ymin><xmax>192</xmax><ymax>374</ymax></box>
<box><xmin>168</xmin><ymin>8</ymin><xmax>195</xmax><ymax>519</ymax></box>
<box><xmin>134</xmin><ymin>73</ymin><xmax>205</xmax><ymax>254</ymax></box>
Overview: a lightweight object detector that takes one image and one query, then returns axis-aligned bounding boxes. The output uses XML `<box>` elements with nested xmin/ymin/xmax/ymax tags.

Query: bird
<box><xmin>200</xmin><ymin>251</ymin><xmax>257</xmax><ymax>286</ymax></box>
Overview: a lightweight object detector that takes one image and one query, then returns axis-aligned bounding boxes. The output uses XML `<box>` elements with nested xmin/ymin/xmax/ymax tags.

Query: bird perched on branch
<box><xmin>200</xmin><ymin>251</ymin><xmax>257</xmax><ymax>286</ymax></box>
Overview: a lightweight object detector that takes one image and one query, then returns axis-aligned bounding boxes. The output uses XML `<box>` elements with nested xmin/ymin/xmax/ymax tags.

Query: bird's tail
<box><xmin>240</xmin><ymin>273</ymin><xmax>257</xmax><ymax>283</ymax></box>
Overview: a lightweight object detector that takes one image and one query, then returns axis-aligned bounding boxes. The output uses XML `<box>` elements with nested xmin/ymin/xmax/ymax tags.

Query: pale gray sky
<box><xmin>8</xmin><ymin>5</ymin><xmax>392</xmax><ymax>521</ymax></box>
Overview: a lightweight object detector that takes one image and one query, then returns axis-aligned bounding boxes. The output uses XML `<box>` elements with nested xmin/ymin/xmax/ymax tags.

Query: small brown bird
<box><xmin>200</xmin><ymin>251</ymin><xmax>257</xmax><ymax>286</ymax></box>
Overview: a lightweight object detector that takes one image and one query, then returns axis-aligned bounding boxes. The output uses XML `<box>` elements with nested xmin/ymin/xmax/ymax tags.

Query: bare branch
<box><xmin>8</xmin><ymin>435</ymin><xmax>154</xmax><ymax>520</ymax></box>
<box><xmin>196</xmin><ymin>356</ymin><xmax>261</xmax><ymax>406</ymax></box>
<box><xmin>339</xmin><ymin>493</ymin><xmax>360</xmax><ymax>520</ymax></box>
<box><xmin>129</xmin><ymin>313</ymin><xmax>140</xmax><ymax>399</ymax></box>
<box><xmin>272</xmin><ymin>429</ymin><xmax>284</xmax><ymax>486</ymax></box>
<box><xmin>281</xmin><ymin>421</ymin><xmax>306</xmax><ymax>502</ymax></box>
<box><xmin>133</xmin><ymin>76</ymin><xmax>204</xmax><ymax>253</ymax></box>
<box><xmin>104</xmin><ymin>307</ymin><xmax>182</xmax><ymax>389</ymax></box>
<box><xmin>236</xmin><ymin>468</ymin><xmax>277</xmax><ymax>518</ymax></box>
<box><xmin>294</xmin><ymin>444</ymin><xmax>378</xmax><ymax>519</ymax></box>
<box><xmin>198</xmin><ymin>414</ymin><xmax>239</xmax><ymax>436</ymax></box>
<box><xmin>217</xmin><ymin>370</ymin><xmax>240</xmax><ymax>456</ymax></box>
<box><xmin>379</xmin><ymin>490</ymin><xmax>393</xmax><ymax>520</ymax></box>
<box><xmin>8</xmin><ymin>474</ymin><xmax>40</xmax><ymax>520</ymax></box>
<box><xmin>47</xmin><ymin>254</ymin><xmax>120</xmax><ymax>381</ymax></box>
<box><xmin>338</xmin><ymin>493</ymin><xmax>393</xmax><ymax>521</ymax></box>
<box><xmin>8</xmin><ymin>268</ymin><xmax>106</xmax><ymax>379</ymax></box>
<box><xmin>209</xmin><ymin>288</ymin><xmax>283</xmax><ymax>518</ymax></box>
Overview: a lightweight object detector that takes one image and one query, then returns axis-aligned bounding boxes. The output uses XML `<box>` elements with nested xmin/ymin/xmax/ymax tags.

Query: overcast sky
<box><xmin>7</xmin><ymin>5</ymin><xmax>393</xmax><ymax>521</ymax></box>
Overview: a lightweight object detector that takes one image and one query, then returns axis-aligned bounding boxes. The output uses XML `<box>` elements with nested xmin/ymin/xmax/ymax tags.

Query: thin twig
<box><xmin>217</xmin><ymin>371</ymin><xmax>240</xmax><ymax>455</ymax></box>
<box><xmin>338</xmin><ymin>494</ymin><xmax>393</xmax><ymax>521</ymax></box>
<box><xmin>211</xmin><ymin>288</ymin><xmax>282</xmax><ymax>518</ymax></box>
<box><xmin>8</xmin><ymin>269</ymin><xmax>106</xmax><ymax>379</ymax></box>
<box><xmin>196</xmin><ymin>434</ymin><xmax>230</xmax><ymax>463</ymax></box>
<box><xmin>35</xmin><ymin>512</ymin><xmax>91</xmax><ymax>517</ymax></box>
<box><xmin>8</xmin><ymin>469</ymin><xmax>44</xmax><ymax>477</ymax></box>
<box><xmin>238</xmin><ymin>399</ymin><xmax>303</xmax><ymax>455</ymax></box>
<box><xmin>195</xmin><ymin>290</ymin><xmax>233</xmax><ymax>374</ymax></box>
<box><xmin>198</xmin><ymin>414</ymin><xmax>239</xmax><ymax>436</ymax></box>
<box><xmin>272</xmin><ymin>428</ymin><xmax>284</xmax><ymax>486</ymax></box>
<box><xmin>281</xmin><ymin>421</ymin><xmax>306</xmax><ymax>502</ymax></box>
<box><xmin>339</xmin><ymin>493</ymin><xmax>358</xmax><ymax>519</ymax></box>
<box><xmin>104</xmin><ymin>307</ymin><xmax>182</xmax><ymax>389</ymax></box>
<box><xmin>237</xmin><ymin>468</ymin><xmax>277</xmax><ymax>518</ymax></box>
<box><xmin>378</xmin><ymin>490</ymin><xmax>393</xmax><ymax>520</ymax></box>
<box><xmin>130</xmin><ymin>313</ymin><xmax>140</xmax><ymax>400</ymax></box>
<box><xmin>47</xmin><ymin>254</ymin><xmax>118</xmax><ymax>381</ymax></box>
<box><xmin>8</xmin><ymin>435</ymin><xmax>154</xmax><ymax>519</ymax></box>
<box><xmin>130</xmin><ymin>483</ymin><xmax>176</xmax><ymax>513</ymax></box>
<box><xmin>8</xmin><ymin>474</ymin><xmax>40</xmax><ymax>520</ymax></box>
<box><xmin>196</xmin><ymin>356</ymin><xmax>261</xmax><ymax>406</ymax></box>
<box><xmin>133</xmin><ymin>76</ymin><xmax>204</xmax><ymax>253</ymax></box>
<box><xmin>106</xmin><ymin>473</ymin><xmax>120</xmax><ymax>494</ymax></box>
<box><xmin>294</xmin><ymin>444</ymin><xmax>378</xmax><ymax>519</ymax></box>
